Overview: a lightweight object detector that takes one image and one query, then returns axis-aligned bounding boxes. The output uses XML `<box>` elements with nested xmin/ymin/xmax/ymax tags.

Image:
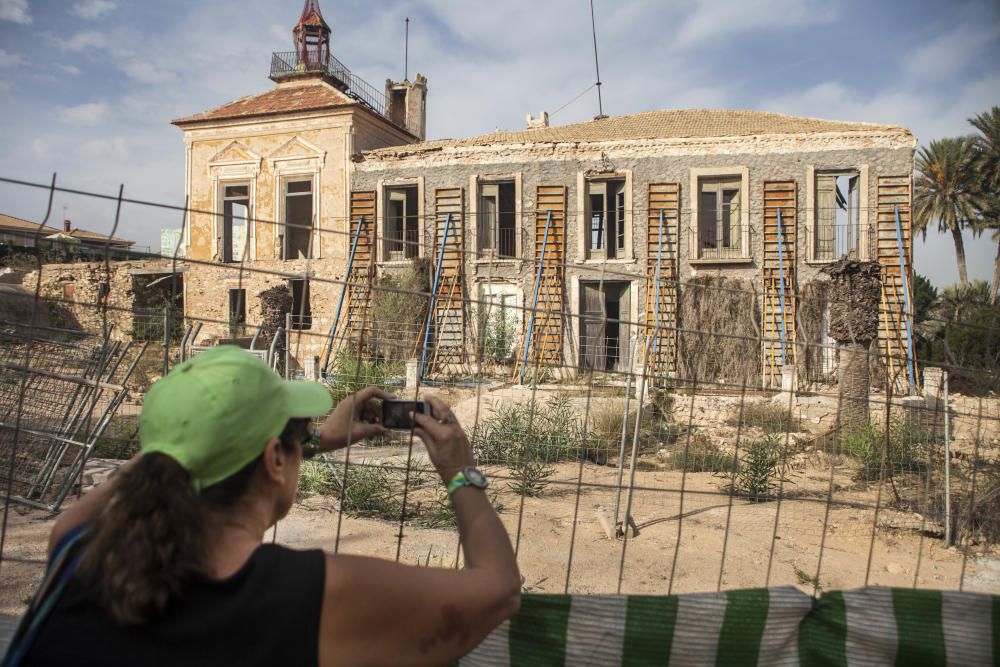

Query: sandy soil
<box><xmin>3</xmin><ymin>458</ymin><xmax>997</xmax><ymax>618</ymax></box>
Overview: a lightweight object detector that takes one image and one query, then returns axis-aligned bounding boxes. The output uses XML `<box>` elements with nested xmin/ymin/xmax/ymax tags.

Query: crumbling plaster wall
<box><xmin>183</xmin><ymin>259</ymin><xmax>346</xmax><ymax>369</ymax></box>
<box><xmin>352</xmin><ymin>132</ymin><xmax>915</xmax><ymax>370</ymax></box>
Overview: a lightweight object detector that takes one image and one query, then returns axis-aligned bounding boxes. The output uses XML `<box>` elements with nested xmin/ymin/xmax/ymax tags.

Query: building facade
<box><xmin>349</xmin><ymin>111</ymin><xmax>916</xmax><ymax>387</ymax></box>
<box><xmin>172</xmin><ymin>0</ymin><xmax>425</xmax><ymax>359</ymax></box>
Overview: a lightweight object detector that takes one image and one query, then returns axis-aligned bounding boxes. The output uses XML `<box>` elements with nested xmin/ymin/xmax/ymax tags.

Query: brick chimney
<box><xmin>63</xmin><ymin>220</ymin><xmax>72</xmax><ymax>232</ymax></box>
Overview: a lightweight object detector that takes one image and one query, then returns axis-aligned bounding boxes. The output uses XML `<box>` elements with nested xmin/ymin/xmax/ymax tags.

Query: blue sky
<box><xmin>0</xmin><ymin>0</ymin><xmax>998</xmax><ymax>288</ymax></box>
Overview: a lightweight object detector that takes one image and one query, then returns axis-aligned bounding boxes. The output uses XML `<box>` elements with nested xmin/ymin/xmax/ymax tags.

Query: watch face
<box><xmin>464</xmin><ymin>466</ymin><xmax>488</xmax><ymax>488</ymax></box>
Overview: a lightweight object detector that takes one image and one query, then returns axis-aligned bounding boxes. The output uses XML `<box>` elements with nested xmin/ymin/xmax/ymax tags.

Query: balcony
<box><xmin>269</xmin><ymin>51</ymin><xmax>387</xmax><ymax>118</ymax></box>
<box><xmin>806</xmin><ymin>222</ymin><xmax>876</xmax><ymax>262</ymax></box>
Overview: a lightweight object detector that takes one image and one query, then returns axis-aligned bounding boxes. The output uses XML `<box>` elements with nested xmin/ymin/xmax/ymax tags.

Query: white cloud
<box><xmin>81</xmin><ymin>137</ymin><xmax>129</xmax><ymax>160</ymax></box>
<box><xmin>57</xmin><ymin>64</ymin><xmax>82</xmax><ymax>76</ymax></box>
<box><xmin>0</xmin><ymin>48</ymin><xmax>25</xmax><ymax>68</ymax></box>
<box><xmin>58</xmin><ymin>31</ymin><xmax>109</xmax><ymax>52</ymax></box>
<box><xmin>29</xmin><ymin>138</ymin><xmax>50</xmax><ymax>161</ymax></box>
<box><xmin>60</xmin><ymin>101</ymin><xmax>111</xmax><ymax>126</ymax></box>
<box><xmin>120</xmin><ymin>60</ymin><xmax>176</xmax><ymax>84</ymax></box>
<box><xmin>904</xmin><ymin>23</ymin><xmax>1000</xmax><ymax>83</ymax></box>
<box><xmin>0</xmin><ymin>0</ymin><xmax>31</xmax><ymax>24</ymax></box>
<box><xmin>71</xmin><ymin>0</ymin><xmax>117</xmax><ymax>20</ymax></box>
<box><xmin>673</xmin><ymin>0</ymin><xmax>837</xmax><ymax>49</ymax></box>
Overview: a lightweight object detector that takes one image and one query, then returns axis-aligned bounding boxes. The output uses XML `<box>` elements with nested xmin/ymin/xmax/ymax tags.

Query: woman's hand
<box><xmin>318</xmin><ymin>386</ymin><xmax>394</xmax><ymax>451</ymax></box>
<box><xmin>411</xmin><ymin>395</ymin><xmax>475</xmax><ymax>484</ymax></box>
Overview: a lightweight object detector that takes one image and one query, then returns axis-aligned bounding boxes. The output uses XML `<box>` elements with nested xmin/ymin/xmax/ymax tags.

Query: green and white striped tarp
<box><xmin>454</xmin><ymin>587</ymin><xmax>998</xmax><ymax>666</ymax></box>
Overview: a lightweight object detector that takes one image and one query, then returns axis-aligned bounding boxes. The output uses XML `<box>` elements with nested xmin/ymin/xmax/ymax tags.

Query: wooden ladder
<box><xmin>644</xmin><ymin>183</ymin><xmax>679</xmax><ymax>382</ymax></box>
<box><xmin>762</xmin><ymin>181</ymin><xmax>798</xmax><ymax>388</ymax></box>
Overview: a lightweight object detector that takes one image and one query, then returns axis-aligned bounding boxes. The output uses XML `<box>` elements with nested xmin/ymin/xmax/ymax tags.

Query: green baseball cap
<box><xmin>139</xmin><ymin>345</ymin><xmax>333</xmax><ymax>490</ymax></box>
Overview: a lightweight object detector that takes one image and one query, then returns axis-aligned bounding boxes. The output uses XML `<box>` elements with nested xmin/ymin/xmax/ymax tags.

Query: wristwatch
<box><xmin>447</xmin><ymin>466</ymin><xmax>488</xmax><ymax>497</ymax></box>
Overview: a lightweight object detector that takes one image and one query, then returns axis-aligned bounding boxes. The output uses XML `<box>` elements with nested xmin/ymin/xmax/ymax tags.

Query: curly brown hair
<box><xmin>77</xmin><ymin>418</ymin><xmax>311</xmax><ymax>625</ymax></box>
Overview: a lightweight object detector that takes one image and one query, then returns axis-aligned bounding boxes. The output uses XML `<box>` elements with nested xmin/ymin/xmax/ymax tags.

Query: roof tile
<box><xmin>172</xmin><ymin>80</ymin><xmax>355</xmax><ymax>125</ymax></box>
<box><xmin>363</xmin><ymin>108</ymin><xmax>911</xmax><ymax>159</ymax></box>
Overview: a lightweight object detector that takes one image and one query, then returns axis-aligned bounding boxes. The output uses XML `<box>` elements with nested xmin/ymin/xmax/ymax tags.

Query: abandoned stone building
<box><xmin>172</xmin><ymin>0</ymin><xmax>917</xmax><ymax>389</ymax></box>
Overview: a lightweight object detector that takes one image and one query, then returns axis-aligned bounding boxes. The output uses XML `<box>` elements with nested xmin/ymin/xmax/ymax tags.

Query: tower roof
<box><xmin>296</xmin><ymin>0</ymin><xmax>329</xmax><ymax>30</ymax></box>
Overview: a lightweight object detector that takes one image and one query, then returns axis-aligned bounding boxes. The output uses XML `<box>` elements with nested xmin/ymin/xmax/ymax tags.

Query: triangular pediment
<box><xmin>209</xmin><ymin>141</ymin><xmax>261</xmax><ymax>165</ymax></box>
<box><xmin>268</xmin><ymin>136</ymin><xmax>326</xmax><ymax>161</ymax></box>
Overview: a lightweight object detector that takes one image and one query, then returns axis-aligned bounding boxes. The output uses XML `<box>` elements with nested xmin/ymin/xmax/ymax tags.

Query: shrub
<box><xmin>474</xmin><ymin>306</ymin><xmax>518</xmax><ymax>366</ymax></box>
<box><xmin>954</xmin><ymin>458</ymin><xmax>1000</xmax><ymax>545</ymax></box>
<box><xmin>473</xmin><ymin>394</ymin><xmax>582</xmax><ymax>465</ymax></box>
<box><xmin>729</xmin><ymin>400</ymin><xmax>800</xmax><ymax>434</ymax></box>
<box><xmin>298</xmin><ymin>459</ymin><xmax>339</xmax><ymax>496</ymax></box>
<box><xmin>732</xmin><ymin>434</ymin><xmax>792</xmax><ymax>502</ymax></box>
<box><xmin>339</xmin><ymin>463</ymin><xmax>407</xmax><ymax>520</ymax></box>
<box><xmin>841</xmin><ymin>419</ymin><xmax>930</xmax><ymax>482</ymax></box>
<box><xmin>660</xmin><ymin>433</ymin><xmax>732</xmax><ymax>473</ymax></box>
<box><xmin>370</xmin><ymin>258</ymin><xmax>431</xmax><ymax>362</ymax></box>
<box><xmin>327</xmin><ymin>350</ymin><xmax>402</xmax><ymax>408</ymax></box>
<box><xmin>585</xmin><ymin>405</ymin><xmax>681</xmax><ymax>464</ymax></box>
<box><xmin>507</xmin><ymin>455</ymin><xmax>556</xmax><ymax>497</ymax></box>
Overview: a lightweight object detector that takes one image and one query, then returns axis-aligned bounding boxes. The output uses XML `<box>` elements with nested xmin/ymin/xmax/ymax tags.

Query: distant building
<box><xmin>1</xmin><ymin>214</ymin><xmax>135</xmax><ymax>256</ymax></box>
<box><xmin>160</xmin><ymin>228</ymin><xmax>185</xmax><ymax>258</ymax></box>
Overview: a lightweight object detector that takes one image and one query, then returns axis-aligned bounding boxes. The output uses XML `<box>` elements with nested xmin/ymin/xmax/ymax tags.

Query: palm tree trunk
<box><xmin>840</xmin><ymin>340</ymin><xmax>870</xmax><ymax>429</ymax></box>
<box><xmin>991</xmin><ymin>238</ymin><xmax>1000</xmax><ymax>305</ymax></box>
<box><xmin>951</xmin><ymin>227</ymin><xmax>969</xmax><ymax>287</ymax></box>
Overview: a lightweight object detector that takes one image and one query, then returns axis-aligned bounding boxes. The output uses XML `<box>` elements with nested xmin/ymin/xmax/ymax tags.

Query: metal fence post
<box><xmin>162</xmin><ymin>305</ymin><xmax>170</xmax><ymax>376</ymax></box>
<box><xmin>944</xmin><ymin>371</ymin><xmax>951</xmax><ymax>545</ymax></box>
<box><xmin>285</xmin><ymin>311</ymin><xmax>292</xmax><ymax>380</ymax></box>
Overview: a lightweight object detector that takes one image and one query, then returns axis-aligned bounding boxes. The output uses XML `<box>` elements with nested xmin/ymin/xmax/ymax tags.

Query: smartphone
<box><xmin>381</xmin><ymin>399</ymin><xmax>429</xmax><ymax>430</ymax></box>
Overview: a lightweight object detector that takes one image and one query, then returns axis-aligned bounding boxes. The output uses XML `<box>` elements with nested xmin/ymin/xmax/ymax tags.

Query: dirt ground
<box><xmin>3</xmin><ymin>458</ymin><xmax>998</xmax><ymax>617</ymax></box>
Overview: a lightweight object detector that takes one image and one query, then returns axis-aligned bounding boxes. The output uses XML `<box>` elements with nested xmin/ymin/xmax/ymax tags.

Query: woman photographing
<box><xmin>12</xmin><ymin>346</ymin><xmax>520</xmax><ymax>666</ymax></box>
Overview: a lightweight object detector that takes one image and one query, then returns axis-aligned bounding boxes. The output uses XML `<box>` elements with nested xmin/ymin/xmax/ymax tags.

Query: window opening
<box><xmin>580</xmin><ymin>281</ymin><xmax>630</xmax><ymax>371</ymax></box>
<box><xmin>697</xmin><ymin>177</ymin><xmax>742</xmax><ymax>260</ymax></box>
<box><xmin>815</xmin><ymin>171</ymin><xmax>860</xmax><ymax>261</ymax></box>
<box><xmin>228</xmin><ymin>288</ymin><xmax>246</xmax><ymax>337</ymax></box>
<box><xmin>283</xmin><ymin>179</ymin><xmax>313</xmax><ymax>260</ymax></box>
<box><xmin>384</xmin><ymin>185</ymin><xmax>419</xmax><ymax>260</ymax></box>
<box><xmin>586</xmin><ymin>178</ymin><xmax>625</xmax><ymax>259</ymax></box>
<box><xmin>477</xmin><ymin>181</ymin><xmax>516</xmax><ymax>259</ymax></box>
<box><xmin>221</xmin><ymin>183</ymin><xmax>249</xmax><ymax>263</ymax></box>
<box><xmin>289</xmin><ymin>279</ymin><xmax>312</xmax><ymax>331</ymax></box>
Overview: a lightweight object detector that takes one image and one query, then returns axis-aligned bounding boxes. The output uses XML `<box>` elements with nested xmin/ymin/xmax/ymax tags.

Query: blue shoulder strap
<box><xmin>1</xmin><ymin>525</ymin><xmax>88</xmax><ymax>667</ymax></box>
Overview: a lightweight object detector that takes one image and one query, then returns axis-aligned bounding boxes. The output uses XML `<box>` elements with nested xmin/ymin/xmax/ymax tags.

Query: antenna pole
<box><xmin>404</xmin><ymin>17</ymin><xmax>410</xmax><ymax>81</ymax></box>
<box><xmin>589</xmin><ymin>0</ymin><xmax>605</xmax><ymax>119</ymax></box>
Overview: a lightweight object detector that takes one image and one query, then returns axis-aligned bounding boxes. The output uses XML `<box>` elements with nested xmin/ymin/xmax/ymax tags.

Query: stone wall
<box><xmin>20</xmin><ymin>260</ymin><xmax>176</xmax><ymax>338</ymax></box>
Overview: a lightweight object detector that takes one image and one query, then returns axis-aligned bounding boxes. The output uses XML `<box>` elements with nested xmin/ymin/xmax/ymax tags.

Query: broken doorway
<box><xmin>580</xmin><ymin>281</ymin><xmax>631</xmax><ymax>372</ymax></box>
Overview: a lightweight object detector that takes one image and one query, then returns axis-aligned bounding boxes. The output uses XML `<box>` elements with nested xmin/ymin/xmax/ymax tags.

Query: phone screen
<box><xmin>381</xmin><ymin>400</ymin><xmax>427</xmax><ymax>429</ymax></box>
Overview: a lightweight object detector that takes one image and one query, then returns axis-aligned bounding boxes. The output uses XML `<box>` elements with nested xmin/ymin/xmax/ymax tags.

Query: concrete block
<box><xmin>405</xmin><ymin>359</ymin><xmax>419</xmax><ymax>391</ymax></box>
<box><xmin>781</xmin><ymin>365</ymin><xmax>798</xmax><ymax>394</ymax></box>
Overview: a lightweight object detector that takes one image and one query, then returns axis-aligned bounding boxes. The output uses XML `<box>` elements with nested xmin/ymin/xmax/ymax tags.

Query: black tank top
<box><xmin>23</xmin><ymin>544</ymin><xmax>326</xmax><ymax>667</ymax></box>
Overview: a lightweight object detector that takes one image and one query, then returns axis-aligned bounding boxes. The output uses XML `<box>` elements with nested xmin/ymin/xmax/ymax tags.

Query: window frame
<box><xmin>219</xmin><ymin>181</ymin><xmax>251</xmax><ymax>264</ymax></box>
<box><xmin>806</xmin><ymin>165</ymin><xmax>870</xmax><ymax>263</ymax></box>
<box><xmin>577</xmin><ymin>170</ymin><xmax>633</xmax><ymax>263</ymax></box>
<box><xmin>227</xmin><ymin>287</ymin><xmax>247</xmax><ymax>338</ymax></box>
<box><xmin>377</xmin><ymin>177</ymin><xmax>424</xmax><ymax>264</ymax></box>
<box><xmin>470</xmin><ymin>173</ymin><xmax>522</xmax><ymax>264</ymax></box>
<box><xmin>688</xmin><ymin>167</ymin><xmax>751</xmax><ymax>264</ymax></box>
<box><xmin>288</xmin><ymin>278</ymin><xmax>313</xmax><ymax>331</ymax></box>
<box><xmin>280</xmin><ymin>176</ymin><xmax>316</xmax><ymax>261</ymax></box>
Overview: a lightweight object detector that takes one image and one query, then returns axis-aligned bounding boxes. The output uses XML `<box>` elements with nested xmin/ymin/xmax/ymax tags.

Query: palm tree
<box><xmin>914</xmin><ymin>136</ymin><xmax>986</xmax><ymax>288</ymax></box>
<box><xmin>968</xmin><ymin>107</ymin><xmax>1000</xmax><ymax>303</ymax></box>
